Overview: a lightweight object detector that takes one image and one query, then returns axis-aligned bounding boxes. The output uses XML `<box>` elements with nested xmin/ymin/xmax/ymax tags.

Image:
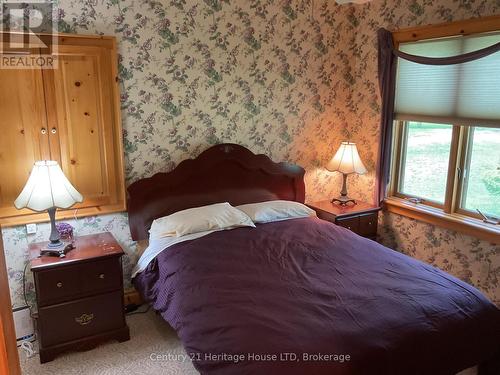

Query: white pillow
<box><xmin>149</xmin><ymin>202</ymin><xmax>255</xmax><ymax>239</ymax></box>
<box><xmin>236</xmin><ymin>200</ymin><xmax>316</xmax><ymax>224</ymax></box>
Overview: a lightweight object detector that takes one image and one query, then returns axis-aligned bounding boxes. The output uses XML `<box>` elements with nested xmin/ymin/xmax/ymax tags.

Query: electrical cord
<box><xmin>73</xmin><ymin>208</ymin><xmax>80</xmax><ymax>236</ymax></box>
<box><xmin>126</xmin><ymin>304</ymin><xmax>151</xmax><ymax>316</ymax></box>
<box><xmin>20</xmin><ymin>340</ymin><xmax>36</xmax><ymax>358</ymax></box>
<box><xmin>22</xmin><ymin>261</ymin><xmax>35</xmax><ymax>319</ymax></box>
<box><xmin>22</xmin><ymin>260</ymin><xmax>39</xmax><ymax>358</ymax></box>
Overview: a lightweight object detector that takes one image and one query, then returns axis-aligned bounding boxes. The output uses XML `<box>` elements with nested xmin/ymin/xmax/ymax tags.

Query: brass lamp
<box><xmin>327</xmin><ymin>142</ymin><xmax>367</xmax><ymax>205</ymax></box>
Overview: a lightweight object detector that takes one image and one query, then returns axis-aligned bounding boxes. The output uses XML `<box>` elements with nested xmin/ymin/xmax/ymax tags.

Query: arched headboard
<box><xmin>127</xmin><ymin>143</ymin><xmax>305</xmax><ymax>240</ymax></box>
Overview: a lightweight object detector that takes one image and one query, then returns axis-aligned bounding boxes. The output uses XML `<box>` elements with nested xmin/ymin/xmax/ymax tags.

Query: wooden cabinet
<box><xmin>308</xmin><ymin>200</ymin><xmax>381</xmax><ymax>240</ymax></box>
<box><xmin>30</xmin><ymin>232</ymin><xmax>130</xmax><ymax>363</ymax></box>
<box><xmin>0</xmin><ymin>68</ymin><xmax>49</xmax><ymax>217</ymax></box>
<box><xmin>51</xmin><ymin>44</ymin><xmax>121</xmax><ymax>209</ymax></box>
<box><xmin>0</xmin><ymin>34</ymin><xmax>125</xmax><ymax>226</ymax></box>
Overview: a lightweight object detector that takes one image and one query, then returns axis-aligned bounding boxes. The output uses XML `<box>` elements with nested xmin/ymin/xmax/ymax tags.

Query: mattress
<box><xmin>134</xmin><ymin>217</ymin><xmax>500</xmax><ymax>375</ymax></box>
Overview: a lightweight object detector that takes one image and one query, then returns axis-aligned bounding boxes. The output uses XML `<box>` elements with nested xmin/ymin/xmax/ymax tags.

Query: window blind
<box><xmin>395</xmin><ymin>33</ymin><xmax>500</xmax><ymax>127</ymax></box>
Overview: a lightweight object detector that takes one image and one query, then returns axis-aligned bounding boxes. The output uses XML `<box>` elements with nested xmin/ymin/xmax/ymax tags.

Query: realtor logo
<box><xmin>0</xmin><ymin>0</ymin><xmax>58</xmax><ymax>68</ymax></box>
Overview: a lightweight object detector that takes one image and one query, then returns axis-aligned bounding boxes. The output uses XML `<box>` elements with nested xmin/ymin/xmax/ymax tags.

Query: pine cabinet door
<box><xmin>0</xmin><ymin>35</ymin><xmax>125</xmax><ymax>226</ymax></box>
<box><xmin>49</xmin><ymin>44</ymin><xmax>121</xmax><ymax>209</ymax></box>
<box><xmin>0</xmin><ymin>66</ymin><xmax>49</xmax><ymax>218</ymax></box>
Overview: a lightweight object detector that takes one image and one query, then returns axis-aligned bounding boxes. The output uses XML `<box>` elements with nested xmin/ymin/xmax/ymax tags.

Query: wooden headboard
<box><xmin>127</xmin><ymin>143</ymin><xmax>305</xmax><ymax>240</ymax></box>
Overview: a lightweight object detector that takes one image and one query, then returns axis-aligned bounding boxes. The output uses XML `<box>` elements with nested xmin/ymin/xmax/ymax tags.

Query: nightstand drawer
<box><xmin>38</xmin><ymin>291</ymin><xmax>125</xmax><ymax>348</ymax></box>
<box><xmin>35</xmin><ymin>257</ymin><xmax>122</xmax><ymax>306</ymax></box>
<box><xmin>30</xmin><ymin>232</ymin><xmax>130</xmax><ymax>363</ymax></box>
<box><xmin>358</xmin><ymin>213</ymin><xmax>378</xmax><ymax>238</ymax></box>
<box><xmin>315</xmin><ymin>210</ymin><xmax>336</xmax><ymax>222</ymax></box>
<box><xmin>336</xmin><ymin>216</ymin><xmax>360</xmax><ymax>232</ymax></box>
<box><xmin>79</xmin><ymin>257</ymin><xmax>122</xmax><ymax>294</ymax></box>
<box><xmin>309</xmin><ymin>200</ymin><xmax>380</xmax><ymax>240</ymax></box>
<box><xmin>35</xmin><ymin>265</ymin><xmax>81</xmax><ymax>306</ymax></box>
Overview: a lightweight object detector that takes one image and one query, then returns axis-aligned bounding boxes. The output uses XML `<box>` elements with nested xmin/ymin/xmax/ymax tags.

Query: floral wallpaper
<box><xmin>3</xmin><ymin>0</ymin><xmax>356</xmax><ymax>310</ymax></box>
<box><xmin>347</xmin><ymin>0</ymin><xmax>500</xmax><ymax>306</ymax></box>
<box><xmin>2</xmin><ymin>0</ymin><xmax>499</xmax><ymax>310</ymax></box>
<box><xmin>378</xmin><ymin>213</ymin><xmax>499</xmax><ymax>306</ymax></box>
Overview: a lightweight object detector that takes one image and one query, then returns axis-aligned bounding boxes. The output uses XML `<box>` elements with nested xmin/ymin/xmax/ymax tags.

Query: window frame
<box><xmin>386</xmin><ymin>16</ymin><xmax>500</xmax><ymax>243</ymax></box>
<box><xmin>391</xmin><ymin>120</ymin><xmax>458</xmax><ymax>210</ymax></box>
<box><xmin>390</xmin><ymin>121</ymin><xmax>499</xmax><ymax>220</ymax></box>
<box><xmin>455</xmin><ymin>126</ymin><xmax>500</xmax><ymax>221</ymax></box>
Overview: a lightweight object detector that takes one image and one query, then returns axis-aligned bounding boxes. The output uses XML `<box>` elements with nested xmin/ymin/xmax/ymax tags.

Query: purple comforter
<box><xmin>134</xmin><ymin>217</ymin><xmax>500</xmax><ymax>375</ymax></box>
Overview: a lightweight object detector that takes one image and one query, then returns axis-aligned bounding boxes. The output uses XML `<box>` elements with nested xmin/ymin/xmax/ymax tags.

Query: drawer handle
<box><xmin>56</xmin><ymin>282</ymin><xmax>63</xmax><ymax>288</ymax></box>
<box><xmin>75</xmin><ymin>313</ymin><xmax>94</xmax><ymax>326</ymax></box>
<box><xmin>99</xmin><ymin>273</ymin><xmax>105</xmax><ymax>279</ymax></box>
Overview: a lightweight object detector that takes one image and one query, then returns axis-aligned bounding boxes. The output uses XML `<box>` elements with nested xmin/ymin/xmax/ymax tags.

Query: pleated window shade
<box><xmin>395</xmin><ymin>33</ymin><xmax>500</xmax><ymax>127</ymax></box>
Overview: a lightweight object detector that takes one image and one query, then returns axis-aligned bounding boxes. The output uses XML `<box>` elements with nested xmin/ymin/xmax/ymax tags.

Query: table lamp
<box><xmin>15</xmin><ymin>161</ymin><xmax>83</xmax><ymax>255</ymax></box>
<box><xmin>327</xmin><ymin>142</ymin><xmax>367</xmax><ymax>205</ymax></box>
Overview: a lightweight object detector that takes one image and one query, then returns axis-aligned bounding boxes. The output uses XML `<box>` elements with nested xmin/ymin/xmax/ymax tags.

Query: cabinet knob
<box><xmin>56</xmin><ymin>282</ymin><xmax>63</xmax><ymax>288</ymax></box>
<box><xmin>51</xmin><ymin>127</ymin><xmax>57</xmax><ymax>134</ymax></box>
<box><xmin>99</xmin><ymin>273</ymin><xmax>105</xmax><ymax>279</ymax></box>
<box><xmin>41</xmin><ymin>127</ymin><xmax>47</xmax><ymax>135</ymax></box>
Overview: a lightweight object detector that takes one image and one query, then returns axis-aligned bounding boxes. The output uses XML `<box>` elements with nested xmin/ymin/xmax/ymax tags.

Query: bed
<box><xmin>129</xmin><ymin>143</ymin><xmax>500</xmax><ymax>375</ymax></box>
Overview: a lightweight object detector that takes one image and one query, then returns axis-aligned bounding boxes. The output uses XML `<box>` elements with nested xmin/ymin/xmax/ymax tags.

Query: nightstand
<box><xmin>308</xmin><ymin>200</ymin><xmax>381</xmax><ymax>240</ymax></box>
<box><xmin>29</xmin><ymin>232</ymin><xmax>130</xmax><ymax>363</ymax></box>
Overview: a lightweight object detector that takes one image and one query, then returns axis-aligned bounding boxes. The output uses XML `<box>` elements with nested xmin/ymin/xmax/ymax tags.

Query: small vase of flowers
<box><xmin>56</xmin><ymin>222</ymin><xmax>74</xmax><ymax>243</ymax></box>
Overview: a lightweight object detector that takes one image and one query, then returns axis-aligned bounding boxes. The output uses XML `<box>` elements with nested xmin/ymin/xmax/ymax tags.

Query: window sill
<box><xmin>384</xmin><ymin>197</ymin><xmax>499</xmax><ymax>244</ymax></box>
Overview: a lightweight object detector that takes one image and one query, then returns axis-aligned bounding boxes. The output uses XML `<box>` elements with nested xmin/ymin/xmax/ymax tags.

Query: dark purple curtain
<box><xmin>375</xmin><ymin>29</ymin><xmax>398</xmax><ymax>205</ymax></box>
<box><xmin>395</xmin><ymin>39</ymin><xmax>500</xmax><ymax>65</ymax></box>
<box><xmin>375</xmin><ymin>28</ymin><xmax>500</xmax><ymax>205</ymax></box>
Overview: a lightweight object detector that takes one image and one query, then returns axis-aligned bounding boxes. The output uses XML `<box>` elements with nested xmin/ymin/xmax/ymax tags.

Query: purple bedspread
<box><xmin>134</xmin><ymin>217</ymin><xmax>500</xmax><ymax>375</ymax></box>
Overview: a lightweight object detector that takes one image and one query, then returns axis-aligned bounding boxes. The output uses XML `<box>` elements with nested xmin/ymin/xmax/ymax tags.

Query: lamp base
<box><xmin>46</xmin><ymin>239</ymin><xmax>64</xmax><ymax>249</ymax></box>
<box><xmin>40</xmin><ymin>242</ymin><xmax>75</xmax><ymax>258</ymax></box>
<box><xmin>41</xmin><ymin>207</ymin><xmax>75</xmax><ymax>257</ymax></box>
<box><xmin>331</xmin><ymin>196</ymin><xmax>357</xmax><ymax>206</ymax></box>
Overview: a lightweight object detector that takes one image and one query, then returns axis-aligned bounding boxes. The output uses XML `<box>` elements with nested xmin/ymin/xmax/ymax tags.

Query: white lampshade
<box><xmin>326</xmin><ymin>142</ymin><xmax>367</xmax><ymax>174</ymax></box>
<box><xmin>14</xmin><ymin>161</ymin><xmax>83</xmax><ymax>212</ymax></box>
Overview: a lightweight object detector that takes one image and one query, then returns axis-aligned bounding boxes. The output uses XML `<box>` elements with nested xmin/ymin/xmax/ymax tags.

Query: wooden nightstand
<box><xmin>308</xmin><ymin>200</ymin><xmax>381</xmax><ymax>240</ymax></box>
<box><xmin>29</xmin><ymin>232</ymin><xmax>130</xmax><ymax>363</ymax></box>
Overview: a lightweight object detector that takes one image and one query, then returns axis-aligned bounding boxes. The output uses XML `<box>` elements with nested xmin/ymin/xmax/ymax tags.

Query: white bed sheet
<box><xmin>132</xmin><ymin>229</ymin><xmax>216</xmax><ymax>278</ymax></box>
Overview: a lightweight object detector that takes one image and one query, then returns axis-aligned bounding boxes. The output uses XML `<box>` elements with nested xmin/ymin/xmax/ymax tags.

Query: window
<box><xmin>460</xmin><ymin>127</ymin><xmax>500</xmax><ymax>218</ymax></box>
<box><xmin>393</xmin><ymin>121</ymin><xmax>500</xmax><ymax>220</ymax></box>
<box><xmin>389</xmin><ymin>27</ymin><xmax>500</xmax><ymax>232</ymax></box>
<box><xmin>397</xmin><ymin>122</ymin><xmax>453</xmax><ymax>205</ymax></box>
<box><xmin>394</xmin><ymin>33</ymin><xmax>500</xmax><ymax>126</ymax></box>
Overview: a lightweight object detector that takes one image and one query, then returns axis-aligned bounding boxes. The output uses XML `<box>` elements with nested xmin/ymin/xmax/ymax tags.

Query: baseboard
<box><xmin>124</xmin><ymin>288</ymin><xmax>143</xmax><ymax>305</ymax></box>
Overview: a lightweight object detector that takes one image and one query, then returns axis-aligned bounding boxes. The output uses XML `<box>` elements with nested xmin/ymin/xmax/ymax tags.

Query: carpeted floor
<box><xmin>18</xmin><ymin>310</ymin><xmax>199</xmax><ymax>375</ymax></box>
<box><xmin>18</xmin><ymin>309</ymin><xmax>477</xmax><ymax>375</ymax></box>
